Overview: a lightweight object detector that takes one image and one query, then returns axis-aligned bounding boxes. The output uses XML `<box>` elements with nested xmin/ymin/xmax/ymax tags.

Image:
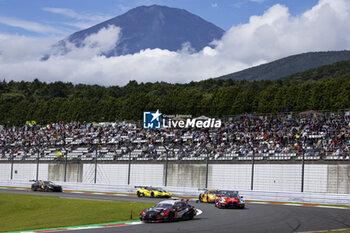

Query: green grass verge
<box><xmin>0</xmin><ymin>193</ymin><xmax>154</xmax><ymax>232</ymax></box>
<box><xmin>323</xmin><ymin>229</ymin><xmax>350</xmax><ymax>233</ymax></box>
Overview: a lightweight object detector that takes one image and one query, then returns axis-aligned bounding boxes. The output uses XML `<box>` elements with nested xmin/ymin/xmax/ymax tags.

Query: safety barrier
<box><xmin>1</xmin><ymin>179</ymin><xmax>349</xmax><ymax>206</ymax></box>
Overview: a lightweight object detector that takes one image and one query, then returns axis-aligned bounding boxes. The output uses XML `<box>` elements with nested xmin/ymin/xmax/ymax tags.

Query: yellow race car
<box><xmin>199</xmin><ymin>189</ymin><xmax>220</xmax><ymax>203</ymax></box>
<box><xmin>136</xmin><ymin>186</ymin><xmax>172</xmax><ymax>198</ymax></box>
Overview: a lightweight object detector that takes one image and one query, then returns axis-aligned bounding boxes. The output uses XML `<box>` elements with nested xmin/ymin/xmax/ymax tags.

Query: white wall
<box><xmin>82</xmin><ymin>164</ymin><xmax>163</xmax><ymax>186</ymax></box>
<box><xmin>12</xmin><ymin>163</ymin><xmax>48</xmax><ymax>181</ymax></box>
<box><xmin>0</xmin><ymin>162</ymin><xmax>348</xmax><ymax>194</ymax></box>
<box><xmin>83</xmin><ymin>164</ymin><xmax>129</xmax><ymax>184</ymax></box>
<box><xmin>0</xmin><ymin>164</ymin><xmax>10</xmax><ymax>180</ymax></box>
<box><xmin>254</xmin><ymin>164</ymin><xmax>302</xmax><ymax>192</ymax></box>
<box><xmin>209</xmin><ymin>164</ymin><xmax>251</xmax><ymax>190</ymax></box>
<box><xmin>304</xmin><ymin>164</ymin><xmax>328</xmax><ymax>193</ymax></box>
<box><xmin>130</xmin><ymin>164</ymin><xmax>163</xmax><ymax>186</ymax></box>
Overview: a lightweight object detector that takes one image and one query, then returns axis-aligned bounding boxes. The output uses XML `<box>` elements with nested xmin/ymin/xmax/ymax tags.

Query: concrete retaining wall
<box><xmin>327</xmin><ymin>165</ymin><xmax>350</xmax><ymax>194</ymax></box>
<box><xmin>0</xmin><ymin>162</ymin><xmax>349</xmax><ymax>194</ymax></box>
<box><xmin>48</xmin><ymin>163</ymin><xmax>83</xmax><ymax>183</ymax></box>
<box><xmin>167</xmin><ymin>164</ymin><xmax>207</xmax><ymax>188</ymax></box>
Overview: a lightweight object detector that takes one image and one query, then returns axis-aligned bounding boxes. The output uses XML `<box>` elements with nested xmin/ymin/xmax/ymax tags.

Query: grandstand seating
<box><xmin>1</xmin><ymin>112</ymin><xmax>349</xmax><ymax>162</ymax></box>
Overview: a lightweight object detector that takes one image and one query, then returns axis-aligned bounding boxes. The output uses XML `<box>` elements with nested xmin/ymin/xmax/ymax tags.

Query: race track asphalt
<box><xmin>1</xmin><ymin>188</ymin><xmax>350</xmax><ymax>233</ymax></box>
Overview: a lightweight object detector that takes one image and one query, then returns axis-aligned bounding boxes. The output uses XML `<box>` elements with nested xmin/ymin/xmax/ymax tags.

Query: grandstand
<box><xmin>1</xmin><ymin>111</ymin><xmax>350</xmax><ymax>162</ymax></box>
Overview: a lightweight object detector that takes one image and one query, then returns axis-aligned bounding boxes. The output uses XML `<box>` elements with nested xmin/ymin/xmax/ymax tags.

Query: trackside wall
<box><xmin>82</xmin><ymin>164</ymin><xmax>163</xmax><ymax>186</ymax></box>
<box><xmin>0</xmin><ymin>162</ymin><xmax>349</xmax><ymax>194</ymax></box>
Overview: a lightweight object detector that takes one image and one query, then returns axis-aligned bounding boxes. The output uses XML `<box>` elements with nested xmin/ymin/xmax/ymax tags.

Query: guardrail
<box><xmin>1</xmin><ymin>179</ymin><xmax>349</xmax><ymax>206</ymax></box>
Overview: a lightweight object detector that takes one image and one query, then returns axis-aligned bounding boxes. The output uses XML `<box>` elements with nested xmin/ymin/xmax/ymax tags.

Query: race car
<box><xmin>198</xmin><ymin>189</ymin><xmax>220</xmax><ymax>203</ymax></box>
<box><xmin>136</xmin><ymin>186</ymin><xmax>172</xmax><ymax>198</ymax></box>
<box><xmin>31</xmin><ymin>180</ymin><xmax>63</xmax><ymax>192</ymax></box>
<box><xmin>140</xmin><ymin>199</ymin><xmax>196</xmax><ymax>222</ymax></box>
<box><xmin>215</xmin><ymin>190</ymin><xmax>245</xmax><ymax>209</ymax></box>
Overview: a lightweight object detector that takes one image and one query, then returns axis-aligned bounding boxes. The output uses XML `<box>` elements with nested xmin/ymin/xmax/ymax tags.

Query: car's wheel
<box><xmin>188</xmin><ymin>211</ymin><xmax>195</xmax><ymax>220</ymax></box>
<box><xmin>199</xmin><ymin>195</ymin><xmax>203</xmax><ymax>202</ymax></box>
<box><xmin>184</xmin><ymin>211</ymin><xmax>194</xmax><ymax>220</ymax></box>
<box><xmin>137</xmin><ymin>191</ymin><xmax>141</xmax><ymax>197</ymax></box>
<box><xmin>168</xmin><ymin>212</ymin><xmax>175</xmax><ymax>222</ymax></box>
<box><xmin>151</xmin><ymin>192</ymin><xmax>154</xmax><ymax>198</ymax></box>
<box><xmin>31</xmin><ymin>187</ymin><xmax>37</xmax><ymax>191</ymax></box>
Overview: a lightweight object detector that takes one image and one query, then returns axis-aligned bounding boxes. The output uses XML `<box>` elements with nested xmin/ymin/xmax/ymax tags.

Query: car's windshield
<box><xmin>155</xmin><ymin>203</ymin><xmax>173</xmax><ymax>209</ymax></box>
<box><xmin>153</xmin><ymin>188</ymin><xmax>165</xmax><ymax>192</ymax></box>
<box><xmin>44</xmin><ymin>181</ymin><xmax>54</xmax><ymax>185</ymax></box>
<box><xmin>221</xmin><ymin>191</ymin><xmax>239</xmax><ymax>198</ymax></box>
<box><xmin>209</xmin><ymin>190</ymin><xmax>218</xmax><ymax>194</ymax></box>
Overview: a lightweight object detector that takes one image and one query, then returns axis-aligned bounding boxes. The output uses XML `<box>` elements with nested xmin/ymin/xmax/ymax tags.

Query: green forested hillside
<box><xmin>217</xmin><ymin>51</ymin><xmax>350</xmax><ymax>81</ymax></box>
<box><xmin>1</xmin><ymin>59</ymin><xmax>350</xmax><ymax>126</ymax></box>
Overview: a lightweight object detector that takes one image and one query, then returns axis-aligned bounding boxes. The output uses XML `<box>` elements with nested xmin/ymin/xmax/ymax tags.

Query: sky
<box><xmin>0</xmin><ymin>0</ymin><xmax>349</xmax><ymax>86</ymax></box>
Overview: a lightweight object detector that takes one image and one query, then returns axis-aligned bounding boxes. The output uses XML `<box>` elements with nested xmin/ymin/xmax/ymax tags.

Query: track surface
<box><xmin>2</xmin><ymin>189</ymin><xmax>350</xmax><ymax>233</ymax></box>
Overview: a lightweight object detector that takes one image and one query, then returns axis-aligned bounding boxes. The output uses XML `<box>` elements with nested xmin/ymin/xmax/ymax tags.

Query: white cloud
<box><xmin>0</xmin><ymin>34</ymin><xmax>57</xmax><ymax>62</ymax></box>
<box><xmin>250</xmin><ymin>0</ymin><xmax>265</xmax><ymax>3</ymax></box>
<box><xmin>42</xmin><ymin>7</ymin><xmax>111</xmax><ymax>22</ymax></box>
<box><xmin>211</xmin><ymin>3</ymin><xmax>218</xmax><ymax>8</ymax></box>
<box><xmin>214</xmin><ymin>0</ymin><xmax>350</xmax><ymax>64</ymax></box>
<box><xmin>0</xmin><ymin>15</ymin><xmax>64</xmax><ymax>34</ymax></box>
<box><xmin>232</xmin><ymin>2</ymin><xmax>245</xmax><ymax>8</ymax></box>
<box><xmin>62</xmin><ymin>25</ymin><xmax>121</xmax><ymax>59</ymax></box>
<box><xmin>42</xmin><ymin>7</ymin><xmax>112</xmax><ymax>30</ymax></box>
<box><xmin>1</xmin><ymin>0</ymin><xmax>350</xmax><ymax>86</ymax></box>
<box><xmin>116</xmin><ymin>4</ymin><xmax>131</xmax><ymax>13</ymax></box>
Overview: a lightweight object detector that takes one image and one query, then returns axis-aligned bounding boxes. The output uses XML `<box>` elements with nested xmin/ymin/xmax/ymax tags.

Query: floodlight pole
<box><xmin>163</xmin><ymin>137</ymin><xmax>172</xmax><ymax>187</ymax></box>
<box><xmin>301</xmin><ymin>151</ymin><xmax>305</xmax><ymax>192</ymax></box>
<box><xmin>94</xmin><ymin>133</ymin><xmax>100</xmax><ymax>184</ymax></box>
<box><xmin>36</xmin><ymin>140</ymin><xmax>40</xmax><ymax>181</ymax></box>
<box><xmin>127</xmin><ymin>146</ymin><xmax>131</xmax><ymax>185</ymax></box>
<box><xmin>64</xmin><ymin>134</ymin><xmax>68</xmax><ymax>182</ymax></box>
<box><xmin>94</xmin><ymin>150</ymin><xmax>98</xmax><ymax>184</ymax></box>
<box><xmin>205</xmin><ymin>147</ymin><xmax>209</xmax><ymax>189</ymax></box>
<box><xmin>10</xmin><ymin>150</ymin><xmax>14</xmax><ymax>180</ymax></box>
<box><xmin>165</xmin><ymin>148</ymin><xmax>169</xmax><ymax>186</ymax></box>
<box><xmin>251</xmin><ymin>148</ymin><xmax>255</xmax><ymax>191</ymax></box>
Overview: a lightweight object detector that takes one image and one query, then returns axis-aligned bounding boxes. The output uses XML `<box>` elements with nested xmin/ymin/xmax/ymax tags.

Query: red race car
<box><xmin>215</xmin><ymin>190</ymin><xmax>245</xmax><ymax>209</ymax></box>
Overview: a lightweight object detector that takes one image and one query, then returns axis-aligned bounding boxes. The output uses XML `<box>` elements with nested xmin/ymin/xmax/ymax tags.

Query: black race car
<box><xmin>31</xmin><ymin>180</ymin><xmax>63</xmax><ymax>192</ymax></box>
<box><xmin>140</xmin><ymin>199</ymin><xmax>196</xmax><ymax>222</ymax></box>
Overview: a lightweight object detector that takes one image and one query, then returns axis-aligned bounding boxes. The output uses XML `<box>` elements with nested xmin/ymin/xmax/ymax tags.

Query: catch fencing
<box><xmin>1</xmin><ymin>153</ymin><xmax>349</xmax><ymax>195</ymax></box>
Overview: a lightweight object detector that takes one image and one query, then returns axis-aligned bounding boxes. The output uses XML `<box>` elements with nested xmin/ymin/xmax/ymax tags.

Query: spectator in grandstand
<box><xmin>1</xmin><ymin>112</ymin><xmax>349</xmax><ymax>161</ymax></box>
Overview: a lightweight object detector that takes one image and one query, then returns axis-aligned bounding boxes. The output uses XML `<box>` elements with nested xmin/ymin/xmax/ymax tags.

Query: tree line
<box><xmin>1</xmin><ymin>60</ymin><xmax>350</xmax><ymax>126</ymax></box>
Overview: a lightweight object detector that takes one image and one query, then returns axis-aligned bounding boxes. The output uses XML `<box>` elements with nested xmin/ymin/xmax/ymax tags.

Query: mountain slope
<box><xmin>60</xmin><ymin>5</ymin><xmax>224</xmax><ymax>56</ymax></box>
<box><xmin>217</xmin><ymin>51</ymin><xmax>350</xmax><ymax>81</ymax></box>
<box><xmin>278</xmin><ymin>58</ymin><xmax>350</xmax><ymax>85</ymax></box>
